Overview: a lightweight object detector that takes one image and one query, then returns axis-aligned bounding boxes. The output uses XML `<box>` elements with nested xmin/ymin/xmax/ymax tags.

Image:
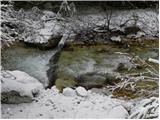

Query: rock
<box><xmin>62</xmin><ymin>87</ymin><xmax>76</xmax><ymax>97</ymax></box>
<box><xmin>105</xmin><ymin>73</ymin><xmax>120</xmax><ymax>85</ymax></box>
<box><xmin>1</xmin><ymin>70</ymin><xmax>43</xmax><ymax>104</ymax></box>
<box><xmin>124</xmin><ymin>26</ymin><xmax>141</xmax><ymax>35</ymax></box>
<box><xmin>76</xmin><ymin>86</ymin><xmax>88</xmax><ymax>97</ymax></box>
<box><xmin>23</xmin><ymin>13</ymin><xmax>63</xmax><ymax>50</ymax></box>
<box><xmin>110</xmin><ymin>36</ymin><xmax>121</xmax><ymax>42</ymax></box>
<box><xmin>107</xmin><ymin>105</ymin><xmax>129</xmax><ymax>118</ymax></box>
<box><xmin>76</xmin><ymin>72</ymin><xmax>106</xmax><ymax>89</ymax></box>
<box><xmin>24</xmin><ymin>36</ymin><xmax>61</xmax><ymax>50</ymax></box>
<box><xmin>76</xmin><ymin>72</ymin><xmax>120</xmax><ymax>89</ymax></box>
<box><xmin>116</xmin><ymin>63</ymin><xmax>128</xmax><ymax>71</ymax></box>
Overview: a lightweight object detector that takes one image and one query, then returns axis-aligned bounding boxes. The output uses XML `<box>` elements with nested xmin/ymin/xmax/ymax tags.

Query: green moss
<box><xmin>57</xmin><ymin>39</ymin><xmax>158</xmax><ymax>94</ymax></box>
<box><xmin>113</xmin><ymin>80</ymin><xmax>158</xmax><ymax>99</ymax></box>
<box><xmin>55</xmin><ymin>72</ymin><xmax>77</xmax><ymax>91</ymax></box>
<box><xmin>136</xmin><ymin>80</ymin><xmax>158</xmax><ymax>90</ymax></box>
<box><xmin>59</xmin><ymin>44</ymin><xmax>127</xmax><ymax>66</ymax></box>
<box><xmin>113</xmin><ymin>89</ymin><xmax>139</xmax><ymax>99</ymax></box>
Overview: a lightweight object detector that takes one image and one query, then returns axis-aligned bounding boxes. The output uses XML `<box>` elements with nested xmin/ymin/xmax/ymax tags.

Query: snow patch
<box><xmin>62</xmin><ymin>87</ymin><xmax>76</xmax><ymax>97</ymax></box>
<box><xmin>76</xmin><ymin>86</ymin><xmax>88</xmax><ymax>97</ymax></box>
<box><xmin>110</xmin><ymin>36</ymin><xmax>121</xmax><ymax>42</ymax></box>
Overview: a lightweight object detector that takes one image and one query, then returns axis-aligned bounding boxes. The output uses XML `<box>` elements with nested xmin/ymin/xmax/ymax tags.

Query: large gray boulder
<box><xmin>1</xmin><ymin>70</ymin><xmax>43</xmax><ymax>104</ymax></box>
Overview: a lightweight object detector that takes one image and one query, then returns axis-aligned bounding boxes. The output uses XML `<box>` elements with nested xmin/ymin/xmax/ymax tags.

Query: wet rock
<box><xmin>24</xmin><ymin>36</ymin><xmax>61</xmax><ymax>50</ymax></box>
<box><xmin>76</xmin><ymin>72</ymin><xmax>106</xmax><ymax>89</ymax></box>
<box><xmin>76</xmin><ymin>86</ymin><xmax>88</xmax><ymax>97</ymax></box>
<box><xmin>76</xmin><ymin>72</ymin><xmax>120</xmax><ymax>89</ymax></box>
<box><xmin>105</xmin><ymin>73</ymin><xmax>120</xmax><ymax>84</ymax></box>
<box><xmin>1</xmin><ymin>91</ymin><xmax>33</xmax><ymax>104</ymax></box>
<box><xmin>1</xmin><ymin>70</ymin><xmax>43</xmax><ymax>104</ymax></box>
<box><xmin>47</xmin><ymin>64</ymin><xmax>59</xmax><ymax>89</ymax></box>
<box><xmin>124</xmin><ymin>26</ymin><xmax>141</xmax><ymax>35</ymax></box>
<box><xmin>116</xmin><ymin>63</ymin><xmax>128</xmax><ymax>71</ymax></box>
<box><xmin>62</xmin><ymin>87</ymin><xmax>76</xmax><ymax>97</ymax></box>
<box><xmin>55</xmin><ymin>71</ymin><xmax>77</xmax><ymax>91</ymax></box>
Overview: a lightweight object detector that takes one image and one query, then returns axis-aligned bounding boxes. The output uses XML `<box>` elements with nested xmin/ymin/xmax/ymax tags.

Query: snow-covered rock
<box><xmin>62</xmin><ymin>87</ymin><xmax>76</xmax><ymax>97</ymax></box>
<box><xmin>1</xmin><ymin>70</ymin><xmax>43</xmax><ymax>104</ymax></box>
<box><xmin>76</xmin><ymin>86</ymin><xmax>88</xmax><ymax>97</ymax></box>
<box><xmin>107</xmin><ymin>105</ymin><xmax>129</xmax><ymax>118</ymax></box>
<box><xmin>110</xmin><ymin>36</ymin><xmax>121</xmax><ymax>42</ymax></box>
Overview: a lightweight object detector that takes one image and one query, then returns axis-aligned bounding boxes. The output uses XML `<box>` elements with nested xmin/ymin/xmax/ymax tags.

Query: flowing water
<box><xmin>1</xmin><ymin>44</ymin><xmax>56</xmax><ymax>87</ymax></box>
<box><xmin>1</xmin><ymin>40</ymin><xmax>159</xmax><ymax>98</ymax></box>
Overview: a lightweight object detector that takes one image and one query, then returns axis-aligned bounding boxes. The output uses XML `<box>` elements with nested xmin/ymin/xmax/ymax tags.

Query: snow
<box><xmin>127</xmin><ymin>31</ymin><xmax>146</xmax><ymax>38</ymax></box>
<box><xmin>1</xmin><ymin>70</ymin><xmax>43</xmax><ymax>103</ymax></box>
<box><xmin>110</xmin><ymin>36</ymin><xmax>121</xmax><ymax>42</ymax></box>
<box><xmin>1</xmin><ymin>86</ymin><xmax>130</xmax><ymax>118</ymax></box>
<box><xmin>148</xmin><ymin>58</ymin><xmax>159</xmax><ymax>64</ymax></box>
<box><xmin>76</xmin><ymin>86</ymin><xmax>88</xmax><ymax>97</ymax></box>
<box><xmin>62</xmin><ymin>87</ymin><xmax>76</xmax><ymax>97</ymax></box>
<box><xmin>129</xmin><ymin>97</ymin><xmax>159</xmax><ymax>119</ymax></box>
<box><xmin>1</xmin><ymin>7</ymin><xmax>158</xmax><ymax>48</ymax></box>
<box><xmin>107</xmin><ymin>105</ymin><xmax>129</xmax><ymax>118</ymax></box>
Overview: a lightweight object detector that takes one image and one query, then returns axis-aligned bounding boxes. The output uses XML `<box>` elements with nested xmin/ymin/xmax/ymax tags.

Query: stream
<box><xmin>1</xmin><ymin>39</ymin><xmax>159</xmax><ymax>99</ymax></box>
<box><xmin>1</xmin><ymin>44</ymin><xmax>56</xmax><ymax>87</ymax></box>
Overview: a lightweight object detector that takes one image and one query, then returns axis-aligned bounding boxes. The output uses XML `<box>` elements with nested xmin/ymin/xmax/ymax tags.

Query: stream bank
<box><xmin>1</xmin><ymin>2</ymin><xmax>159</xmax><ymax>118</ymax></box>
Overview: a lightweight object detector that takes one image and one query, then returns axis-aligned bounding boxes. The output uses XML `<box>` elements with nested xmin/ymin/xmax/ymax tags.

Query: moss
<box><xmin>113</xmin><ymin>80</ymin><xmax>158</xmax><ymax>99</ymax></box>
<box><xmin>113</xmin><ymin>89</ymin><xmax>139</xmax><ymax>99</ymax></box>
<box><xmin>59</xmin><ymin>44</ymin><xmax>128</xmax><ymax>66</ymax></box>
<box><xmin>55</xmin><ymin>72</ymin><xmax>77</xmax><ymax>91</ymax></box>
<box><xmin>136</xmin><ymin>80</ymin><xmax>158</xmax><ymax>90</ymax></box>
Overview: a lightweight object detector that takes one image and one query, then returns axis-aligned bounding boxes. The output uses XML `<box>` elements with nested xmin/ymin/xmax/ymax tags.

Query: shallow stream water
<box><xmin>1</xmin><ymin>40</ymin><xmax>159</xmax><ymax>98</ymax></box>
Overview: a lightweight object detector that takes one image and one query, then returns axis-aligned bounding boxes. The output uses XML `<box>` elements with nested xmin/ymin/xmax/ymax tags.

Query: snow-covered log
<box><xmin>148</xmin><ymin>58</ymin><xmax>159</xmax><ymax>64</ymax></box>
<box><xmin>129</xmin><ymin>97</ymin><xmax>159</xmax><ymax>119</ymax></box>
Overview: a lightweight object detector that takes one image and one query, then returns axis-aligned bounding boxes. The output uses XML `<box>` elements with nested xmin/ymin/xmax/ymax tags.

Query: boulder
<box><xmin>76</xmin><ymin>86</ymin><xmax>88</xmax><ymax>97</ymax></box>
<box><xmin>1</xmin><ymin>70</ymin><xmax>43</xmax><ymax>104</ymax></box>
<box><xmin>107</xmin><ymin>105</ymin><xmax>129</xmax><ymax>118</ymax></box>
<box><xmin>24</xmin><ymin>36</ymin><xmax>61</xmax><ymax>50</ymax></box>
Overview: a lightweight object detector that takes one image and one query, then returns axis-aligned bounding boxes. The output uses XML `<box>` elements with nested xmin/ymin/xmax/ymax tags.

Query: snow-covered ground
<box><xmin>1</xmin><ymin>86</ymin><xmax>130</xmax><ymax>119</ymax></box>
<box><xmin>1</xmin><ymin>5</ymin><xmax>158</xmax><ymax>47</ymax></box>
<box><xmin>1</xmin><ymin>70</ymin><xmax>158</xmax><ymax>119</ymax></box>
<box><xmin>2</xmin><ymin>86</ymin><xmax>158</xmax><ymax>119</ymax></box>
